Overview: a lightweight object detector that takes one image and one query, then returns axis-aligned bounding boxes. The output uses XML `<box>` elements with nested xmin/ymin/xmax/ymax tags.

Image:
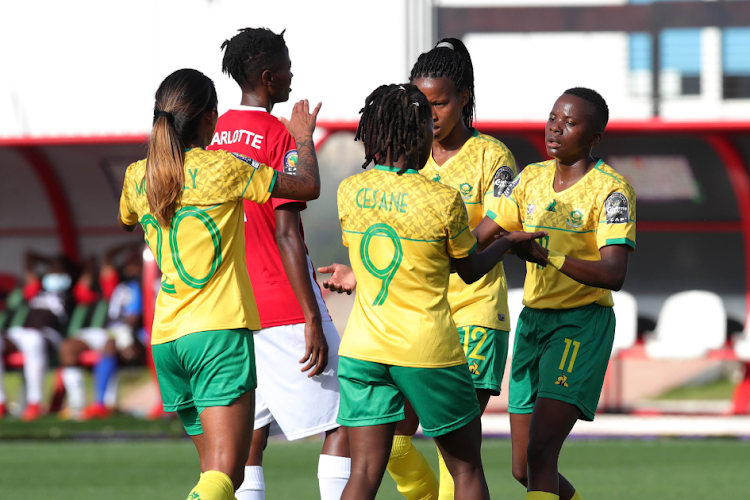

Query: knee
<box><xmin>59</xmin><ymin>341</ymin><xmax>76</xmax><ymax>366</ymax></box>
<box><xmin>511</xmin><ymin>464</ymin><xmax>528</xmax><ymax>487</ymax></box>
<box><xmin>526</xmin><ymin>437</ymin><xmax>555</xmax><ymax>473</ymax></box>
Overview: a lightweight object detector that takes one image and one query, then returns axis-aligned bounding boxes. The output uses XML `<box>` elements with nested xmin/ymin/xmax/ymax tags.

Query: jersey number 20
<box><xmin>141</xmin><ymin>207</ymin><xmax>222</xmax><ymax>294</ymax></box>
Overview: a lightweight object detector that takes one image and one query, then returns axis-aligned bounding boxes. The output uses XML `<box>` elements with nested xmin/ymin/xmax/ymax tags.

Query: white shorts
<box><xmin>254</xmin><ymin>320</ymin><xmax>341</xmax><ymax>440</ymax></box>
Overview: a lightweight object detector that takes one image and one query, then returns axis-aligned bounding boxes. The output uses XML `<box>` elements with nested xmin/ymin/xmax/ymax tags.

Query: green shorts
<box><xmin>337</xmin><ymin>357</ymin><xmax>481</xmax><ymax>437</ymax></box>
<box><xmin>508</xmin><ymin>304</ymin><xmax>615</xmax><ymax>421</ymax></box>
<box><xmin>458</xmin><ymin>326</ymin><xmax>509</xmax><ymax>395</ymax></box>
<box><xmin>152</xmin><ymin>328</ymin><xmax>256</xmax><ymax>435</ymax></box>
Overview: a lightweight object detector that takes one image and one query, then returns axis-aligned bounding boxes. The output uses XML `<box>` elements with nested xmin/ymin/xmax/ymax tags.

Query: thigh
<box><xmin>254</xmin><ymin>321</ymin><xmax>342</xmax><ymax>439</ymax></box>
<box><xmin>179</xmin><ymin>329</ymin><xmax>257</xmax><ymax>410</ymax></box>
<box><xmin>337</xmin><ymin>357</ymin><xmax>404</xmax><ymax>428</ymax></box>
<box><xmin>459</xmin><ymin>326</ymin><xmax>509</xmax><ymax>396</ymax></box>
<box><xmin>393</xmin><ymin>364</ymin><xmax>480</xmax><ymax>437</ymax></box>
<box><xmin>536</xmin><ymin>305</ymin><xmax>615</xmax><ymax>421</ymax></box>
<box><xmin>508</xmin><ymin>308</ymin><xmax>540</xmax><ymax>416</ymax></box>
<box><xmin>151</xmin><ymin>340</ymin><xmax>194</xmax><ymax>413</ymax></box>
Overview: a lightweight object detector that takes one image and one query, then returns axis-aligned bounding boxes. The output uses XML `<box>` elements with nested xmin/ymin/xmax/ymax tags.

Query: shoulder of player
<box><xmin>517</xmin><ymin>160</ymin><xmax>553</xmax><ymax>183</ymax></box>
<box><xmin>470</xmin><ymin>131</ymin><xmax>514</xmax><ymax>164</ymax></box>
<box><xmin>124</xmin><ymin>158</ymin><xmax>147</xmax><ymax>180</ymax></box>
<box><xmin>592</xmin><ymin>160</ymin><xmax>635</xmax><ymax>195</ymax></box>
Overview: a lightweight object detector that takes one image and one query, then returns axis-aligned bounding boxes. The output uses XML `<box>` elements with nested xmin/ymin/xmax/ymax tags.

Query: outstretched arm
<box><xmin>453</xmin><ymin>231</ymin><xmax>547</xmax><ymax>284</ymax></box>
<box><xmin>317</xmin><ymin>263</ymin><xmax>356</xmax><ymax>294</ymax></box>
<box><xmin>272</xmin><ymin>100</ymin><xmax>322</xmax><ymax>202</ymax></box>
<box><xmin>522</xmin><ymin>242</ymin><xmax>630</xmax><ymax>291</ymax></box>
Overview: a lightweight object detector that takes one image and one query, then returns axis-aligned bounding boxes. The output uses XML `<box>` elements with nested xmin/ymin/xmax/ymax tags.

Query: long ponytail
<box><xmin>145</xmin><ymin>69</ymin><xmax>217</xmax><ymax>227</ymax></box>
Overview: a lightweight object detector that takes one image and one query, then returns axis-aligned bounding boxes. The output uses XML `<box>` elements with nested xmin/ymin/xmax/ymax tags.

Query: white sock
<box><xmin>236</xmin><ymin>465</ymin><xmax>265</xmax><ymax>500</ymax></box>
<box><xmin>61</xmin><ymin>367</ymin><xmax>86</xmax><ymax>410</ymax></box>
<box><xmin>318</xmin><ymin>454</ymin><xmax>351</xmax><ymax>500</ymax></box>
<box><xmin>0</xmin><ymin>335</ymin><xmax>6</xmax><ymax>404</ymax></box>
<box><xmin>9</xmin><ymin>329</ymin><xmax>47</xmax><ymax>404</ymax></box>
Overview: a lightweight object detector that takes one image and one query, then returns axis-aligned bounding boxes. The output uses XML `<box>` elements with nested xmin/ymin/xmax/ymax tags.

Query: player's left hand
<box><xmin>300</xmin><ymin>318</ymin><xmax>329</xmax><ymax>377</ymax></box>
<box><xmin>317</xmin><ymin>263</ymin><xmax>356</xmax><ymax>294</ymax></box>
<box><xmin>514</xmin><ymin>238</ymin><xmax>549</xmax><ymax>267</ymax></box>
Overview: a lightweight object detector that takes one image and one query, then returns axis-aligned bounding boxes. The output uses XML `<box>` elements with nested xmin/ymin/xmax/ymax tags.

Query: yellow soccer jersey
<box><xmin>421</xmin><ymin>129</ymin><xmax>517</xmax><ymax>330</ymax></box>
<box><xmin>337</xmin><ymin>165</ymin><xmax>478</xmax><ymax>368</ymax></box>
<box><xmin>490</xmin><ymin>158</ymin><xmax>636</xmax><ymax>310</ymax></box>
<box><xmin>119</xmin><ymin>148</ymin><xmax>278</xmax><ymax>344</ymax></box>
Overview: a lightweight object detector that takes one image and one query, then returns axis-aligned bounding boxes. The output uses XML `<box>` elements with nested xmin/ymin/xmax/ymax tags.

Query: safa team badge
<box><xmin>459</xmin><ymin>182</ymin><xmax>473</xmax><ymax>197</ymax></box>
<box><xmin>284</xmin><ymin>150</ymin><xmax>298</xmax><ymax>175</ymax></box>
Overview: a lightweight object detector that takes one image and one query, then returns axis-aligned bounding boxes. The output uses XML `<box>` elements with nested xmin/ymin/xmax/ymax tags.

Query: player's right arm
<box><xmin>453</xmin><ymin>232</ymin><xmax>547</xmax><ymax>284</ymax></box>
<box><xmin>272</xmin><ymin>99</ymin><xmax>322</xmax><ymax>201</ymax></box>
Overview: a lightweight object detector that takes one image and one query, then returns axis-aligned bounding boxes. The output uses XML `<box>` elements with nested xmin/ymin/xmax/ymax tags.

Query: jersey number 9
<box><xmin>360</xmin><ymin>223</ymin><xmax>403</xmax><ymax>306</ymax></box>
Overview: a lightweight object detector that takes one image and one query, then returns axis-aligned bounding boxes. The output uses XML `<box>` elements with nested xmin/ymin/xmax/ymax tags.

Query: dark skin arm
<box><xmin>453</xmin><ymin>231</ymin><xmax>547</xmax><ymax>285</ymax></box>
<box><xmin>524</xmin><ymin>241</ymin><xmax>630</xmax><ymax>291</ymax></box>
<box><xmin>272</xmin><ymin>100</ymin><xmax>322</xmax><ymax>201</ymax></box>
<box><xmin>275</xmin><ymin>204</ymin><xmax>328</xmax><ymax>377</ymax></box>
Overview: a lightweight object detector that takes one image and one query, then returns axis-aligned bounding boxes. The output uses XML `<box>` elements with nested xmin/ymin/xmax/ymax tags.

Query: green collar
<box><xmin>374</xmin><ymin>164</ymin><xmax>419</xmax><ymax>174</ymax></box>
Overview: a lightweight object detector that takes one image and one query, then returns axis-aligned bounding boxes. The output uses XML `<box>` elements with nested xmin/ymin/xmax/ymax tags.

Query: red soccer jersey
<box><xmin>207</xmin><ymin>105</ymin><xmax>330</xmax><ymax>328</ymax></box>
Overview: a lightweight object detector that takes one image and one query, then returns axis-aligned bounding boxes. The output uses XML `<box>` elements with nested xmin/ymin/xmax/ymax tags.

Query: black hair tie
<box><xmin>154</xmin><ymin>110</ymin><xmax>175</xmax><ymax>124</ymax></box>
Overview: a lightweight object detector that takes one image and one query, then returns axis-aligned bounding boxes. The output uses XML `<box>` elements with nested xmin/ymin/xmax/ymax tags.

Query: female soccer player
<box><xmin>474</xmin><ymin>87</ymin><xmax>636</xmax><ymax>500</ymax></box>
<box><xmin>321</xmin><ymin>38</ymin><xmax>518</xmax><ymax>500</ymax></box>
<box><xmin>118</xmin><ymin>68</ymin><xmax>322</xmax><ymax>500</ymax></box>
<box><xmin>335</xmin><ymin>83</ymin><xmax>545</xmax><ymax>500</ymax></box>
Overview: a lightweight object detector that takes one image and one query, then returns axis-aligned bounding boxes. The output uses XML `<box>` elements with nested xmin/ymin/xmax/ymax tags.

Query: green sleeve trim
<box><xmin>486</xmin><ymin>209</ymin><xmax>498</xmax><ymax>220</ymax></box>
<box><xmin>449</xmin><ymin>225</ymin><xmax>469</xmax><ymax>240</ymax></box>
<box><xmin>604</xmin><ymin>237</ymin><xmax>635</xmax><ymax>249</ymax></box>
<box><xmin>240</xmin><ymin>168</ymin><xmax>257</xmax><ymax>198</ymax></box>
<box><xmin>466</xmin><ymin>241</ymin><xmax>478</xmax><ymax>256</ymax></box>
<box><xmin>267</xmin><ymin>170</ymin><xmax>278</xmax><ymax>194</ymax></box>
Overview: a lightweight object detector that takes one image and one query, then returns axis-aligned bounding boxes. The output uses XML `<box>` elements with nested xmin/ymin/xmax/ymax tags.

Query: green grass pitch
<box><xmin>0</xmin><ymin>437</ymin><xmax>748</xmax><ymax>499</ymax></box>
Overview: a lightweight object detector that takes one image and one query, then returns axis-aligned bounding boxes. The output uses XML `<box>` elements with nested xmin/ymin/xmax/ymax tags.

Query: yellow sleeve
<box><xmin>337</xmin><ymin>183</ymin><xmax>349</xmax><ymax>248</ymax></box>
<box><xmin>596</xmin><ymin>184</ymin><xmax>636</xmax><ymax>251</ymax></box>
<box><xmin>118</xmin><ymin>166</ymin><xmax>139</xmax><ymax>226</ymax></box>
<box><xmin>487</xmin><ymin>172</ymin><xmax>523</xmax><ymax>232</ymax></box>
<box><xmin>445</xmin><ymin>190</ymin><xmax>477</xmax><ymax>258</ymax></box>
<box><xmin>228</xmin><ymin>152</ymin><xmax>278</xmax><ymax>204</ymax></box>
<box><xmin>482</xmin><ymin>149</ymin><xmax>517</xmax><ymax>215</ymax></box>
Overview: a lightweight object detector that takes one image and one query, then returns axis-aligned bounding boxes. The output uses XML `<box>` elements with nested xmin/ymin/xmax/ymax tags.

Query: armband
<box><xmin>547</xmin><ymin>250</ymin><xmax>566</xmax><ymax>270</ymax></box>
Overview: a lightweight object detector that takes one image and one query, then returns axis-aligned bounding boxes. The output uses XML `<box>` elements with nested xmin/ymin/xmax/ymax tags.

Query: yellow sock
<box><xmin>570</xmin><ymin>491</ymin><xmax>583</xmax><ymax>500</ymax></box>
<box><xmin>435</xmin><ymin>447</ymin><xmax>454</xmax><ymax>500</ymax></box>
<box><xmin>386</xmin><ymin>435</ymin><xmax>439</xmax><ymax>500</ymax></box>
<box><xmin>186</xmin><ymin>470</ymin><xmax>235</xmax><ymax>500</ymax></box>
<box><xmin>526</xmin><ymin>493</ymin><xmax>559</xmax><ymax>500</ymax></box>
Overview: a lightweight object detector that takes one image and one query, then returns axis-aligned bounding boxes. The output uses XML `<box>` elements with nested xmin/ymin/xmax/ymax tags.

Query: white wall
<box><xmin>1</xmin><ymin>0</ymin><xmax>747</xmax><ymax>139</ymax></box>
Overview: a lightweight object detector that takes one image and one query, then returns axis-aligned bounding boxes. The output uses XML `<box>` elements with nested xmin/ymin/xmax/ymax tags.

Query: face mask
<box><xmin>42</xmin><ymin>273</ymin><xmax>72</xmax><ymax>293</ymax></box>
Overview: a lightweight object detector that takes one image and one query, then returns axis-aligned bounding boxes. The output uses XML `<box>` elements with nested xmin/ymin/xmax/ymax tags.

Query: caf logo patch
<box><xmin>503</xmin><ymin>175</ymin><xmax>520</xmax><ymax>198</ymax></box>
<box><xmin>604</xmin><ymin>192</ymin><xmax>629</xmax><ymax>224</ymax></box>
<box><xmin>283</xmin><ymin>150</ymin><xmax>298</xmax><ymax>175</ymax></box>
<box><xmin>231</xmin><ymin>152</ymin><xmax>260</xmax><ymax>170</ymax></box>
<box><xmin>493</xmin><ymin>165</ymin><xmax>514</xmax><ymax>197</ymax></box>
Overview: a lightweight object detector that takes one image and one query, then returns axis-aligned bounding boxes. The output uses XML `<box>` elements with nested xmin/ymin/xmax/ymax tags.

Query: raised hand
<box><xmin>279</xmin><ymin>99</ymin><xmax>322</xmax><ymax>141</ymax></box>
<box><xmin>317</xmin><ymin>263</ymin><xmax>357</xmax><ymax>295</ymax></box>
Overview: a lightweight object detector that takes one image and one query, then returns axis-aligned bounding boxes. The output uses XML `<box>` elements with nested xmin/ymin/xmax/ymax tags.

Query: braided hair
<box><xmin>221</xmin><ymin>28</ymin><xmax>287</xmax><ymax>90</ymax></box>
<box><xmin>355</xmin><ymin>84</ymin><xmax>431</xmax><ymax>175</ymax></box>
<box><xmin>563</xmin><ymin>87</ymin><xmax>609</xmax><ymax>132</ymax></box>
<box><xmin>410</xmin><ymin>37</ymin><xmax>475</xmax><ymax>128</ymax></box>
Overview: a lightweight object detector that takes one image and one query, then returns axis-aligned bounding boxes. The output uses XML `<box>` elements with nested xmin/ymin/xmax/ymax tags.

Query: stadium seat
<box><xmin>611</xmin><ymin>290</ymin><xmax>638</xmax><ymax>357</ymax></box>
<box><xmin>506</xmin><ymin>288</ymin><xmax>524</xmax><ymax>358</ymax></box>
<box><xmin>645</xmin><ymin>290</ymin><xmax>727</xmax><ymax>359</ymax></box>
